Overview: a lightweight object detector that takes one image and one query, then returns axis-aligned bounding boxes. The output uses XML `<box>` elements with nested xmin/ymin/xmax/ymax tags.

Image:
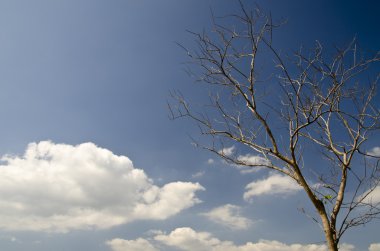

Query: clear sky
<box><xmin>0</xmin><ymin>1</ymin><xmax>379</xmax><ymax>251</ymax></box>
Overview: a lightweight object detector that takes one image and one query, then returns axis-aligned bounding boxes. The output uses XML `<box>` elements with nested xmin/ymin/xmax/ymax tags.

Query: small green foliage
<box><xmin>324</xmin><ymin>195</ymin><xmax>333</xmax><ymax>200</ymax></box>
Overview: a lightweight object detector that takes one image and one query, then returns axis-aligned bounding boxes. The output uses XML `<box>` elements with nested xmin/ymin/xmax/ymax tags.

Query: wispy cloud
<box><xmin>207</xmin><ymin>158</ymin><xmax>215</xmax><ymax>164</ymax></box>
<box><xmin>0</xmin><ymin>141</ymin><xmax>204</xmax><ymax>232</ymax></box>
<box><xmin>0</xmin><ymin>235</ymin><xmax>19</xmax><ymax>243</ymax></box>
<box><xmin>367</xmin><ymin>147</ymin><xmax>380</xmax><ymax>157</ymax></box>
<box><xmin>192</xmin><ymin>171</ymin><xmax>205</xmax><ymax>178</ymax></box>
<box><xmin>108</xmin><ymin>227</ymin><xmax>355</xmax><ymax>251</ymax></box>
<box><xmin>201</xmin><ymin>204</ymin><xmax>252</xmax><ymax>230</ymax></box>
<box><xmin>218</xmin><ymin>146</ymin><xmax>235</xmax><ymax>157</ymax></box>
<box><xmin>235</xmin><ymin>154</ymin><xmax>269</xmax><ymax>173</ymax></box>
<box><xmin>237</xmin><ymin>154</ymin><xmax>269</xmax><ymax>166</ymax></box>
<box><xmin>244</xmin><ymin>173</ymin><xmax>302</xmax><ymax>202</ymax></box>
<box><xmin>217</xmin><ymin>146</ymin><xmax>269</xmax><ymax>173</ymax></box>
<box><xmin>359</xmin><ymin>186</ymin><xmax>380</xmax><ymax>204</ymax></box>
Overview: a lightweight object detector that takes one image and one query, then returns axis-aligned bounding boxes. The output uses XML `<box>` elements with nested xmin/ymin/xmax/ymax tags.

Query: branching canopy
<box><xmin>169</xmin><ymin>2</ymin><xmax>380</xmax><ymax>250</ymax></box>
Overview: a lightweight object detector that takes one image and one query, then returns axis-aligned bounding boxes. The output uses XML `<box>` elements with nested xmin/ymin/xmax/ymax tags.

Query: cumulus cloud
<box><xmin>155</xmin><ymin>227</ymin><xmax>227</xmax><ymax>251</ymax></box>
<box><xmin>367</xmin><ymin>147</ymin><xmax>380</xmax><ymax>157</ymax></box>
<box><xmin>106</xmin><ymin>238</ymin><xmax>158</xmax><ymax>251</ymax></box>
<box><xmin>108</xmin><ymin>227</ymin><xmax>354</xmax><ymax>251</ymax></box>
<box><xmin>201</xmin><ymin>204</ymin><xmax>252</xmax><ymax>230</ymax></box>
<box><xmin>0</xmin><ymin>141</ymin><xmax>204</xmax><ymax>232</ymax></box>
<box><xmin>244</xmin><ymin>173</ymin><xmax>301</xmax><ymax>202</ymax></box>
<box><xmin>132</xmin><ymin>182</ymin><xmax>204</xmax><ymax>220</ymax></box>
<box><xmin>369</xmin><ymin>243</ymin><xmax>380</xmax><ymax>251</ymax></box>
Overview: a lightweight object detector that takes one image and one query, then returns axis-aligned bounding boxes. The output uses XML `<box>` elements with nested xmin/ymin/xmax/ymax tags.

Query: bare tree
<box><xmin>169</xmin><ymin>2</ymin><xmax>380</xmax><ymax>251</ymax></box>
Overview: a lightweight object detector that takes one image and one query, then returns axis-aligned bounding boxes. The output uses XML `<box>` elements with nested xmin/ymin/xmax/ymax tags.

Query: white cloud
<box><xmin>359</xmin><ymin>186</ymin><xmax>380</xmax><ymax>204</ymax></box>
<box><xmin>192</xmin><ymin>171</ymin><xmax>205</xmax><ymax>178</ymax></box>
<box><xmin>207</xmin><ymin>158</ymin><xmax>215</xmax><ymax>164</ymax></box>
<box><xmin>0</xmin><ymin>141</ymin><xmax>204</xmax><ymax>232</ymax></box>
<box><xmin>218</xmin><ymin>146</ymin><xmax>235</xmax><ymax>157</ymax></box>
<box><xmin>369</xmin><ymin>243</ymin><xmax>380</xmax><ymax>251</ymax></box>
<box><xmin>106</xmin><ymin>238</ymin><xmax>158</xmax><ymax>251</ymax></box>
<box><xmin>235</xmin><ymin>154</ymin><xmax>269</xmax><ymax>173</ymax></box>
<box><xmin>370</xmin><ymin>186</ymin><xmax>380</xmax><ymax>203</ymax></box>
<box><xmin>237</xmin><ymin>154</ymin><xmax>269</xmax><ymax>166</ymax></box>
<box><xmin>244</xmin><ymin>173</ymin><xmax>301</xmax><ymax>202</ymax></box>
<box><xmin>154</xmin><ymin>227</ymin><xmax>231</xmax><ymax>251</ymax></box>
<box><xmin>367</xmin><ymin>147</ymin><xmax>380</xmax><ymax>157</ymax></box>
<box><xmin>133</xmin><ymin>182</ymin><xmax>204</xmax><ymax>220</ymax></box>
<box><xmin>201</xmin><ymin>204</ymin><xmax>252</xmax><ymax>230</ymax></box>
<box><xmin>217</xmin><ymin>146</ymin><xmax>269</xmax><ymax>173</ymax></box>
<box><xmin>138</xmin><ymin>227</ymin><xmax>354</xmax><ymax>251</ymax></box>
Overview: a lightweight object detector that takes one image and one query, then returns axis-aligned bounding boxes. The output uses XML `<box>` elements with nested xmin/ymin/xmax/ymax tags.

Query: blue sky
<box><xmin>0</xmin><ymin>1</ymin><xmax>379</xmax><ymax>251</ymax></box>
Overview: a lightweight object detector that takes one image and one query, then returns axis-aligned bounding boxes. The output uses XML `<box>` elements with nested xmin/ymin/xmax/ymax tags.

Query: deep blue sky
<box><xmin>0</xmin><ymin>1</ymin><xmax>379</xmax><ymax>251</ymax></box>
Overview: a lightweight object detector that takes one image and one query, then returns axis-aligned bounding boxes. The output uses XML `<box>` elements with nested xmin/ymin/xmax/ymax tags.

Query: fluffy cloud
<box><xmin>108</xmin><ymin>227</ymin><xmax>355</xmax><ymax>251</ymax></box>
<box><xmin>369</xmin><ymin>243</ymin><xmax>380</xmax><ymax>251</ymax></box>
<box><xmin>155</xmin><ymin>227</ymin><xmax>229</xmax><ymax>251</ymax></box>
<box><xmin>0</xmin><ymin>141</ymin><xmax>204</xmax><ymax>232</ymax></box>
<box><xmin>106</xmin><ymin>238</ymin><xmax>158</xmax><ymax>251</ymax></box>
<box><xmin>244</xmin><ymin>173</ymin><xmax>301</xmax><ymax>201</ymax></box>
<box><xmin>201</xmin><ymin>204</ymin><xmax>252</xmax><ymax>230</ymax></box>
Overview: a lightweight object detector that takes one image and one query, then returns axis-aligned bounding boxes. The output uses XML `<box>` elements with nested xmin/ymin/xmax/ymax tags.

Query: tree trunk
<box><xmin>317</xmin><ymin>202</ymin><xmax>338</xmax><ymax>251</ymax></box>
<box><xmin>295</xmin><ymin>170</ymin><xmax>338</xmax><ymax>250</ymax></box>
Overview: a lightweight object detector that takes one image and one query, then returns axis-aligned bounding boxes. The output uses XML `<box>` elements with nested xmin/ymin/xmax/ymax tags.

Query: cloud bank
<box><xmin>108</xmin><ymin>227</ymin><xmax>355</xmax><ymax>251</ymax></box>
<box><xmin>0</xmin><ymin>141</ymin><xmax>204</xmax><ymax>232</ymax></box>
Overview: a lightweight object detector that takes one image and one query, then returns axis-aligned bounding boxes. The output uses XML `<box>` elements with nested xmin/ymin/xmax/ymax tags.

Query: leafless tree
<box><xmin>169</xmin><ymin>2</ymin><xmax>380</xmax><ymax>251</ymax></box>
